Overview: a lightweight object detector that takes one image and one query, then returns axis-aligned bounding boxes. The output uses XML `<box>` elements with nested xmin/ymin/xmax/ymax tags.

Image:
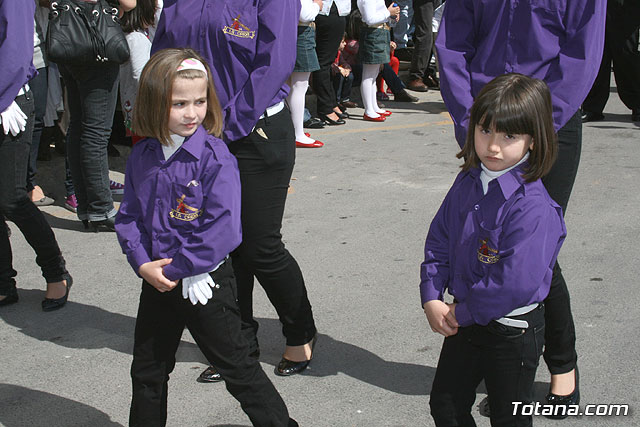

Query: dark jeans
<box><xmin>333</xmin><ymin>72</ymin><xmax>354</xmax><ymax>103</ymax></box>
<box><xmin>228</xmin><ymin>107</ymin><xmax>317</xmax><ymax>352</ymax></box>
<box><xmin>0</xmin><ymin>92</ymin><xmax>67</xmax><ymax>295</ymax></box>
<box><xmin>129</xmin><ymin>259</ymin><xmax>292</xmax><ymax>427</ymax></box>
<box><xmin>410</xmin><ymin>0</ymin><xmax>435</xmax><ymax>81</ymax></box>
<box><xmin>59</xmin><ymin>63</ymin><xmax>118</xmax><ymax>221</ymax></box>
<box><xmin>430</xmin><ymin>305</ymin><xmax>545</xmax><ymax>427</ymax></box>
<box><xmin>312</xmin><ymin>4</ymin><xmax>347</xmax><ymax>116</ymax></box>
<box><xmin>27</xmin><ymin>67</ymin><xmax>48</xmax><ymax>191</ymax></box>
<box><xmin>541</xmin><ymin>110</ymin><xmax>581</xmax><ymax>375</ymax></box>
<box><xmin>582</xmin><ymin>22</ymin><xmax>640</xmax><ymax>113</ymax></box>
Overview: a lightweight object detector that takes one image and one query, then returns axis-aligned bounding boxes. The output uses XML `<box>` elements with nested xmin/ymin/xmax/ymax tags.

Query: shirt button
<box><xmin>474</xmin><ymin>205</ymin><xmax>480</xmax><ymax>211</ymax></box>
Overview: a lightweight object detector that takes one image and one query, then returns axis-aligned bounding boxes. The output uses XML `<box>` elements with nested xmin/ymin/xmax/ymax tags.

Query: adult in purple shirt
<box><xmin>435</xmin><ymin>0</ymin><xmax>606</xmax><ymax>415</ymax></box>
<box><xmin>0</xmin><ymin>0</ymin><xmax>71</xmax><ymax>311</ymax></box>
<box><xmin>152</xmin><ymin>0</ymin><xmax>318</xmax><ymax>380</ymax></box>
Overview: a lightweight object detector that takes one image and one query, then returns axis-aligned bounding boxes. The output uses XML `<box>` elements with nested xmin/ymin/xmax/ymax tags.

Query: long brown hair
<box><xmin>457</xmin><ymin>73</ymin><xmax>557</xmax><ymax>181</ymax></box>
<box><xmin>133</xmin><ymin>48</ymin><xmax>223</xmax><ymax>145</ymax></box>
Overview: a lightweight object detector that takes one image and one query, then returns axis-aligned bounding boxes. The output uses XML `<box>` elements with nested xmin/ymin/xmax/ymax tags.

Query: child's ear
<box><xmin>528</xmin><ymin>138</ymin><xmax>534</xmax><ymax>151</ymax></box>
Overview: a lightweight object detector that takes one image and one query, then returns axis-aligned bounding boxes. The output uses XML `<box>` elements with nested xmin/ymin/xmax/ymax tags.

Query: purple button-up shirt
<box><xmin>0</xmin><ymin>0</ymin><xmax>36</xmax><ymax>112</ymax></box>
<box><xmin>151</xmin><ymin>0</ymin><xmax>300</xmax><ymax>143</ymax></box>
<box><xmin>115</xmin><ymin>127</ymin><xmax>242</xmax><ymax>281</ymax></box>
<box><xmin>435</xmin><ymin>0</ymin><xmax>606</xmax><ymax>147</ymax></box>
<box><xmin>420</xmin><ymin>165</ymin><xmax>566</xmax><ymax>327</ymax></box>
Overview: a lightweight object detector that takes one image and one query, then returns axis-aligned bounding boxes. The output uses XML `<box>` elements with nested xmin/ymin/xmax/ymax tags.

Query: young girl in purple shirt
<box><xmin>420</xmin><ymin>73</ymin><xmax>567</xmax><ymax>426</ymax></box>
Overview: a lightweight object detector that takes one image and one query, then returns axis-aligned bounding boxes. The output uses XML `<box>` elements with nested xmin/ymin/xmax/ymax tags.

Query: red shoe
<box><xmin>363</xmin><ymin>113</ymin><xmax>386</xmax><ymax>122</ymax></box>
<box><xmin>378</xmin><ymin>110</ymin><xmax>392</xmax><ymax>117</ymax></box>
<box><xmin>296</xmin><ymin>140</ymin><xmax>324</xmax><ymax>148</ymax></box>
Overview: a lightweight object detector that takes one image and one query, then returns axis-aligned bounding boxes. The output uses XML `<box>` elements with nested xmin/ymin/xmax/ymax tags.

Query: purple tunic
<box><xmin>435</xmin><ymin>0</ymin><xmax>606</xmax><ymax>146</ymax></box>
<box><xmin>419</xmin><ymin>164</ymin><xmax>567</xmax><ymax>327</ymax></box>
<box><xmin>151</xmin><ymin>0</ymin><xmax>301</xmax><ymax>143</ymax></box>
<box><xmin>115</xmin><ymin>126</ymin><xmax>242</xmax><ymax>281</ymax></box>
<box><xmin>0</xmin><ymin>0</ymin><xmax>36</xmax><ymax>112</ymax></box>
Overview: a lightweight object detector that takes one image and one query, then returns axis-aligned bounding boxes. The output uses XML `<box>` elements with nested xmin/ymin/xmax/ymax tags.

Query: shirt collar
<box><xmin>143</xmin><ymin>126</ymin><xmax>207</xmax><ymax>160</ymax></box>
<box><xmin>471</xmin><ymin>161</ymin><xmax>528</xmax><ymax>200</ymax></box>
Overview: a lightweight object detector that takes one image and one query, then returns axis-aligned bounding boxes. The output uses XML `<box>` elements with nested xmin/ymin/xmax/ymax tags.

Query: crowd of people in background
<box><xmin>1</xmin><ymin>0</ymin><xmax>640</xmax><ymax>426</ymax></box>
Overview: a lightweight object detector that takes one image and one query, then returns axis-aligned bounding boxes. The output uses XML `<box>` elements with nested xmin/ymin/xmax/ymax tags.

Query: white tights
<box><xmin>287</xmin><ymin>72</ymin><xmax>316</xmax><ymax>144</ymax></box>
<box><xmin>361</xmin><ymin>64</ymin><xmax>385</xmax><ymax>118</ymax></box>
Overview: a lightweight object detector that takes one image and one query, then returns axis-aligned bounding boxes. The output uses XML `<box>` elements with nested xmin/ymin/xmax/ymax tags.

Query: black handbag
<box><xmin>46</xmin><ymin>0</ymin><xmax>130</xmax><ymax>65</ymax></box>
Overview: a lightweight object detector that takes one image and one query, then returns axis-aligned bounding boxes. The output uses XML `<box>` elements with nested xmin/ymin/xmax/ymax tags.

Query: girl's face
<box><xmin>339</xmin><ymin>39</ymin><xmax>346</xmax><ymax>50</ymax></box>
<box><xmin>168</xmin><ymin>76</ymin><xmax>208</xmax><ymax>137</ymax></box>
<box><xmin>474</xmin><ymin>125</ymin><xmax>533</xmax><ymax>171</ymax></box>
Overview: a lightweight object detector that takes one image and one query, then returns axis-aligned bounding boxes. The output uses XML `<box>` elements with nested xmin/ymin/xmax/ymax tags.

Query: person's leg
<box><xmin>409</xmin><ymin>0</ymin><xmax>434</xmax><ymax>85</ymax></box>
<box><xmin>27</xmin><ymin>67</ymin><xmax>48</xmax><ymax>195</ymax></box>
<box><xmin>382</xmin><ymin>63</ymin><xmax>406</xmax><ymax>94</ymax></box>
<box><xmin>185</xmin><ymin>260</ymin><xmax>294</xmax><ymax>426</ymax></box>
<box><xmin>0</xmin><ymin>92</ymin><xmax>68</xmax><ymax>299</ymax></box>
<box><xmin>581</xmin><ymin>37</ymin><xmax>611</xmax><ymax>117</ymax></box>
<box><xmin>610</xmin><ymin>28</ymin><xmax>640</xmax><ymax>114</ymax></box>
<box><xmin>362</xmin><ymin>64</ymin><xmax>382</xmax><ymax>118</ymax></box>
<box><xmin>541</xmin><ymin>111</ymin><xmax>581</xmax><ymax>393</ymax></box>
<box><xmin>0</xmin><ymin>214</ymin><xmax>17</xmax><ymax>302</ymax></box>
<box><xmin>287</xmin><ymin>72</ymin><xmax>316</xmax><ymax>145</ymax></box>
<box><xmin>482</xmin><ymin>306</ymin><xmax>545</xmax><ymax>427</ymax></box>
<box><xmin>229</xmin><ymin>108</ymin><xmax>317</xmax><ymax>358</ymax></box>
<box><xmin>430</xmin><ymin>327</ymin><xmax>482</xmax><ymax>427</ymax></box>
<box><xmin>129</xmin><ymin>281</ymin><xmax>185</xmax><ymax>427</ymax></box>
<box><xmin>312</xmin><ymin>8</ymin><xmax>346</xmax><ymax>118</ymax></box>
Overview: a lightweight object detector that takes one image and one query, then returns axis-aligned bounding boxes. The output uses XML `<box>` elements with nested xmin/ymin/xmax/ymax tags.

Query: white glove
<box><xmin>0</xmin><ymin>101</ymin><xmax>27</xmax><ymax>136</ymax></box>
<box><xmin>181</xmin><ymin>272</ymin><xmax>215</xmax><ymax>305</ymax></box>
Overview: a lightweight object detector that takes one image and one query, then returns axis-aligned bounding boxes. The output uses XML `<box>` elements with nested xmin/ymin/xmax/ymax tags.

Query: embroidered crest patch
<box><xmin>477</xmin><ymin>239</ymin><xmax>500</xmax><ymax>264</ymax></box>
<box><xmin>170</xmin><ymin>194</ymin><xmax>202</xmax><ymax>221</ymax></box>
<box><xmin>222</xmin><ymin>15</ymin><xmax>256</xmax><ymax>39</ymax></box>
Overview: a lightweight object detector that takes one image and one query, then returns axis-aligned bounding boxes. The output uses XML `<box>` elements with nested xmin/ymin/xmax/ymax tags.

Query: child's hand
<box><xmin>390</xmin><ymin>41</ymin><xmax>397</xmax><ymax>51</ymax></box>
<box><xmin>423</xmin><ymin>300</ymin><xmax>459</xmax><ymax>337</ymax></box>
<box><xmin>139</xmin><ymin>259</ymin><xmax>178</xmax><ymax>292</ymax></box>
<box><xmin>340</xmin><ymin>67</ymin><xmax>351</xmax><ymax>77</ymax></box>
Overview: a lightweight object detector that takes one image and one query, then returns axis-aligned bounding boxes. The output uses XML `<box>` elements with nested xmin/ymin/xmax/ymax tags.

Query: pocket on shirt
<box><xmin>220</xmin><ymin>2</ymin><xmax>258</xmax><ymax>62</ymax></box>
<box><xmin>168</xmin><ymin>182</ymin><xmax>204</xmax><ymax>226</ymax></box>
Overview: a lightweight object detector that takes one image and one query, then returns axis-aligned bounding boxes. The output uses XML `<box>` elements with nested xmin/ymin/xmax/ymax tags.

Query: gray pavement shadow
<box><xmin>253</xmin><ymin>318</ymin><xmax>435</xmax><ymax>396</ymax></box>
<box><xmin>0</xmin><ymin>383</ymin><xmax>122</xmax><ymax>427</ymax></box>
<box><xmin>40</xmin><ymin>211</ymin><xmax>87</xmax><ymax>232</ymax></box>
<box><xmin>586</xmin><ymin>112</ymin><xmax>640</xmax><ymax>127</ymax></box>
<box><xmin>0</xmin><ymin>289</ymin><xmax>202</xmax><ymax>362</ymax></box>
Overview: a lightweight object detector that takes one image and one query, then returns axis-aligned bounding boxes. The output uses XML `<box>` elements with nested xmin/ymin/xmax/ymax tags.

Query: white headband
<box><xmin>176</xmin><ymin>58</ymin><xmax>208</xmax><ymax>78</ymax></box>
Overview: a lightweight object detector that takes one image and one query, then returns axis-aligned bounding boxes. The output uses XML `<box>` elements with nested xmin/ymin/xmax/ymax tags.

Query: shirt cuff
<box><xmin>454</xmin><ymin>302</ymin><xmax>473</xmax><ymax>327</ymax></box>
<box><xmin>420</xmin><ymin>282</ymin><xmax>443</xmax><ymax>306</ymax></box>
<box><xmin>127</xmin><ymin>247</ymin><xmax>152</xmax><ymax>278</ymax></box>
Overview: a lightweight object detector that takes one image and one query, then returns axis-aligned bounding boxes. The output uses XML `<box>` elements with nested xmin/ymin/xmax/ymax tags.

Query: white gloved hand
<box><xmin>0</xmin><ymin>101</ymin><xmax>27</xmax><ymax>136</ymax></box>
<box><xmin>181</xmin><ymin>272</ymin><xmax>215</xmax><ymax>305</ymax></box>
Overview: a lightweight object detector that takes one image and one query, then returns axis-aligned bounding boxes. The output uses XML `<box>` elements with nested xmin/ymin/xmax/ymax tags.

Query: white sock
<box><xmin>361</xmin><ymin>64</ymin><xmax>381</xmax><ymax>118</ymax></box>
<box><xmin>287</xmin><ymin>72</ymin><xmax>316</xmax><ymax>144</ymax></box>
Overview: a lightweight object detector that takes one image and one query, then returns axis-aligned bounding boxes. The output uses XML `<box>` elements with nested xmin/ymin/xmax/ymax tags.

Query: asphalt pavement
<box><xmin>1</xmin><ymin>77</ymin><xmax>639</xmax><ymax>427</ymax></box>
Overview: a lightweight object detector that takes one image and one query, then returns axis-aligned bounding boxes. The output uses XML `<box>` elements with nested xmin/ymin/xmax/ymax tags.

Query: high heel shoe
<box><xmin>89</xmin><ymin>216</ymin><xmax>116</xmax><ymax>232</ymax></box>
<box><xmin>319</xmin><ymin>113</ymin><xmax>345</xmax><ymax>126</ymax></box>
<box><xmin>42</xmin><ymin>274</ymin><xmax>73</xmax><ymax>312</ymax></box>
<box><xmin>275</xmin><ymin>334</ymin><xmax>318</xmax><ymax>376</ymax></box>
<box><xmin>544</xmin><ymin>366</ymin><xmax>580</xmax><ymax>419</ymax></box>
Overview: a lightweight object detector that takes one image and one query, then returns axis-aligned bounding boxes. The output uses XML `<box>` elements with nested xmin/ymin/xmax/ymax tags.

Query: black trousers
<box><xmin>540</xmin><ymin>111</ymin><xmax>581</xmax><ymax>375</ymax></box>
<box><xmin>409</xmin><ymin>0</ymin><xmax>435</xmax><ymax>81</ymax></box>
<box><xmin>0</xmin><ymin>91</ymin><xmax>67</xmax><ymax>295</ymax></box>
<box><xmin>228</xmin><ymin>107</ymin><xmax>317</xmax><ymax>353</ymax></box>
<box><xmin>582</xmin><ymin>21</ymin><xmax>640</xmax><ymax>114</ymax></box>
<box><xmin>312</xmin><ymin>4</ymin><xmax>346</xmax><ymax>116</ymax></box>
<box><xmin>430</xmin><ymin>305</ymin><xmax>545</xmax><ymax>427</ymax></box>
<box><xmin>129</xmin><ymin>259</ymin><xmax>292</xmax><ymax>427</ymax></box>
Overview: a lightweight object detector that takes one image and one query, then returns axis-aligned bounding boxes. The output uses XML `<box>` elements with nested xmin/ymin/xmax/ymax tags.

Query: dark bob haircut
<box><xmin>457</xmin><ymin>73</ymin><xmax>558</xmax><ymax>182</ymax></box>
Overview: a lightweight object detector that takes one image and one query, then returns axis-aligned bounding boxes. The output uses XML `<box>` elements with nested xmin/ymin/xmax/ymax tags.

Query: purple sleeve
<box><xmin>542</xmin><ymin>0</ymin><xmax>606</xmax><ymax>131</ymax></box>
<box><xmin>162</xmin><ymin>143</ymin><xmax>242</xmax><ymax>281</ymax></box>
<box><xmin>115</xmin><ymin>149</ymin><xmax>153</xmax><ymax>276</ymax></box>
<box><xmin>454</xmin><ymin>197</ymin><xmax>566</xmax><ymax>327</ymax></box>
<box><xmin>434</xmin><ymin>0</ymin><xmax>476</xmax><ymax>148</ymax></box>
<box><xmin>222</xmin><ymin>0</ymin><xmax>300</xmax><ymax>141</ymax></box>
<box><xmin>0</xmin><ymin>0</ymin><xmax>36</xmax><ymax>112</ymax></box>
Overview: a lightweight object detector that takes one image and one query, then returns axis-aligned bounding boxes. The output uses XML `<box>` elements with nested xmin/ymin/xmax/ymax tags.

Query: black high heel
<box><xmin>42</xmin><ymin>274</ymin><xmax>73</xmax><ymax>312</ymax></box>
<box><xmin>544</xmin><ymin>366</ymin><xmax>580</xmax><ymax>419</ymax></box>
<box><xmin>319</xmin><ymin>113</ymin><xmax>345</xmax><ymax>126</ymax></box>
<box><xmin>88</xmin><ymin>216</ymin><xmax>116</xmax><ymax>232</ymax></box>
<box><xmin>275</xmin><ymin>334</ymin><xmax>317</xmax><ymax>376</ymax></box>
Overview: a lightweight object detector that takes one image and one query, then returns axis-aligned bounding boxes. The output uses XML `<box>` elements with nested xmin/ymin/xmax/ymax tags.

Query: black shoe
<box><xmin>424</xmin><ymin>75</ymin><xmax>440</xmax><ymax>90</ymax></box>
<box><xmin>319</xmin><ymin>113</ymin><xmax>345</xmax><ymax>126</ymax></box>
<box><xmin>336</xmin><ymin>110</ymin><xmax>349</xmax><ymax>119</ymax></box>
<box><xmin>89</xmin><ymin>217</ymin><xmax>116</xmax><ymax>232</ymax></box>
<box><xmin>544</xmin><ymin>366</ymin><xmax>580</xmax><ymax>420</ymax></box>
<box><xmin>275</xmin><ymin>335</ymin><xmax>317</xmax><ymax>376</ymax></box>
<box><xmin>303</xmin><ymin>117</ymin><xmax>325</xmax><ymax>129</ymax></box>
<box><xmin>0</xmin><ymin>287</ymin><xmax>19</xmax><ymax>307</ymax></box>
<box><xmin>394</xmin><ymin>89</ymin><xmax>419</xmax><ymax>103</ymax></box>
<box><xmin>197</xmin><ymin>365</ymin><xmax>222</xmax><ymax>383</ymax></box>
<box><xmin>581</xmin><ymin>111</ymin><xmax>604</xmax><ymax>123</ymax></box>
<box><xmin>632</xmin><ymin>110</ymin><xmax>640</xmax><ymax>122</ymax></box>
<box><xmin>42</xmin><ymin>274</ymin><xmax>72</xmax><ymax>312</ymax></box>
